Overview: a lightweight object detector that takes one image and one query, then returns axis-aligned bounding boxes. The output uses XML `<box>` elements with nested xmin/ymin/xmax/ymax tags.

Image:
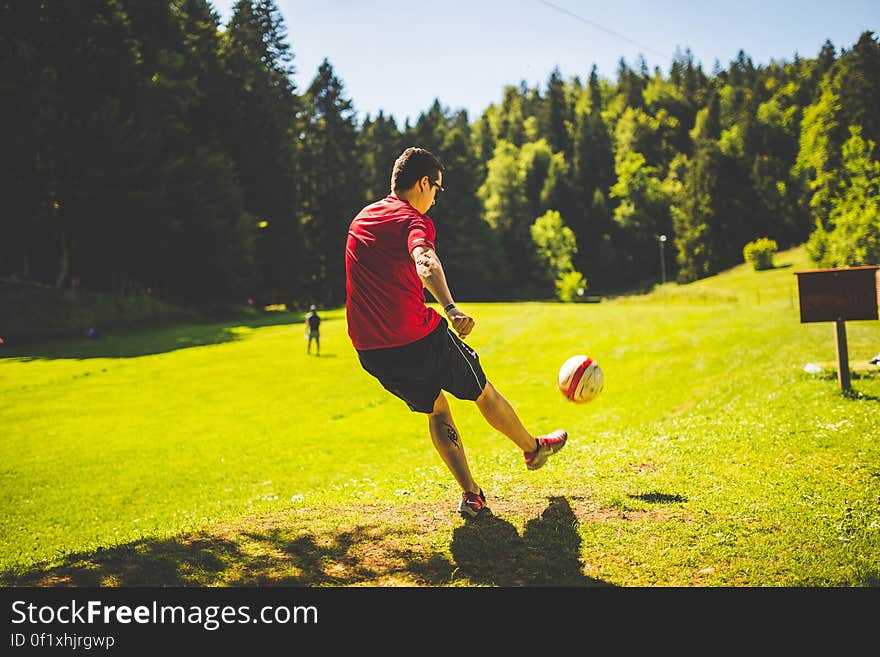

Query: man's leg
<box><xmin>475</xmin><ymin>381</ymin><xmax>538</xmax><ymax>452</ymax></box>
<box><xmin>428</xmin><ymin>391</ymin><xmax>480</xmax><ymax>494</ymax></box>
<box><xmin>476</xmin><ymin>380</ymin><xmax>567</xmax><ymax>470</ymax></box>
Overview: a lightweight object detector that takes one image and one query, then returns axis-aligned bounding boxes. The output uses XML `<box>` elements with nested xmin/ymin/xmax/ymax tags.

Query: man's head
<box><xmin>390</xmin><ymin>147</ymin><xmax>444</xmax><ymax>214</ymax></box>
<box><xmin>309</xmin><ymin>304</ymin><xmax>317</xmax><ymax>311</ymax></box>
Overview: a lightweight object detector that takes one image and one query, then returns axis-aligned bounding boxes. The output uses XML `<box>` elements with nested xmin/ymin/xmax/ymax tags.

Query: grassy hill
<box><xmin>2</xmin><ymin>245</ymin><xmax>879</xmax><ymax>586</ymax></box>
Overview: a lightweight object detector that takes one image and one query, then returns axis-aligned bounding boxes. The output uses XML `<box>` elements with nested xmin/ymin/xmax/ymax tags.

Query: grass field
<box><xmin>2</xmin><ymin>245</ymin><xmax>879</xmax><ymax>586</ymax></box>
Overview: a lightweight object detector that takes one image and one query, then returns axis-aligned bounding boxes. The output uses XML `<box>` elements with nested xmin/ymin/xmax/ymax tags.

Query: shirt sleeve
<box><xmin>406</xmin><ymin>214</ymin><xmax>436</xmax><ymax>253</ymax></box>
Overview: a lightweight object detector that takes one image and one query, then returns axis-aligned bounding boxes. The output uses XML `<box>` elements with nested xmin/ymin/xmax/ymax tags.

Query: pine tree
<box><xmin>571</xmin><ymin>66</ymin><xmax>615</xmax><ymax>282</ymax></box>
<box><xmin>675</xmin><ymin>91</ymin><xmax>722</xmax><ymax>282</ymax></box>
<box><xmin>406</xmin><ymin>98</ymin><xmax>449</xmax><ymax>153</ymax></box>
<box><xmin>544</xmin><ymin>67</ymin><xmax>572</xmax><ymax>157</ymax></box>
<box><xmin>520</xmin><ymin>140</ymin><xmax>553</xmax><ymax>222</ymax></box>
<box><xmin>3</xmin><ymin>0</ymin><xmax>143</xmax><ymax>290</ymax></box>
<box><xmin>359</xmin><ymin>110</ymin><xmax>403</xmax><ymax>201</ymax></box>
<box><xmin>1</xmin><ymin>0</ymin><xmax>47</xmax><ymax>280</ymax></box>
<box><xmin>427</xmin><ymin>111</ymin><xmax>507</xmax><ymax>300</ymax></box>
<box><xmin>222</xmin><ymin>0</ymin><xmax>301</xmax><ymax>303</ymax></box>
<box><xmin>300</xmin><ymin>59</ymin><xmax>364</xmax><ymax>305</ymax></box>
<box><xmin>494</xmin><ymin>86</ymin><xmax>526</xmax><ymax>147</ymax></box>
<box><xmin>573</xmin><ymin>67</ymin><xmax>614</xmax><ymax>196</ymax></box>
<box><xmin>617</xmin><ymin>58</ymin><xmax>644</xmax><ymax>108</ymax></box>
<box><xmin>836</xmin><ymin>31</ymin><xmax>880</xmax><ymax>149</ymax></box>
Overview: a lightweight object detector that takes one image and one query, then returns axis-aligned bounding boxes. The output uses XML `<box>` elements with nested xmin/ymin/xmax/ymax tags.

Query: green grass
<box><xmin>2</xmin><ymin>245</ymin><xmax>879</xmax><ymax>586</ymax></box>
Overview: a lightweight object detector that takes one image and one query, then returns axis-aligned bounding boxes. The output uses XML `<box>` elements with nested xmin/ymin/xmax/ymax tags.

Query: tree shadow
<box><xmin>450</xmin><ymin>496</ymin><xmax>610</xmax><ymax>586</ymax></box>
<box><xmin>0</xmin><ymin>498</ymin><xmax>612</xmax><ymax>588</ymax></box>
<box><xmin>1</xmin><ymin>314</ymin><xmax>342</xmax><ymax>361</ymax></box>
<box><xmin>0</xmin><ymin>526</ymin><xmax>450</xmax><ymax>587</ymax></box>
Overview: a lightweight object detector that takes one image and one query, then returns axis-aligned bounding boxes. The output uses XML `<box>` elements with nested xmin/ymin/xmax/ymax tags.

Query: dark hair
<box><xmin>390</xmin><ymin>147</ymin><xmax>443</xmax><ymax>193</ymax></box>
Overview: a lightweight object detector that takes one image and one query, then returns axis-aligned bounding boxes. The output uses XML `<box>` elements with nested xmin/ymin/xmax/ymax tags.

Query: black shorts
<box><xmin>357</xmin><ymin>319</ymin><xmax>488</xmax><ymax>413</ymax></box>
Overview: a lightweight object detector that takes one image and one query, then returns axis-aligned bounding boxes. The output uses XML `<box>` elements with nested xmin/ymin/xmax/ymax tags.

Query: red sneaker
<box><xmin>458</xmin><ymin>489</ymin><xmax>490</xmax><ymax>518</ymax></box>
<box><xmin>524</xmin><ymin>430</ymin><xmax>568</xmax><ymax>470</ymax></box>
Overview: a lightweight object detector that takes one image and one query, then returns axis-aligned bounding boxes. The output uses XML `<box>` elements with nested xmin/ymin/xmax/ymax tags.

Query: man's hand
<box><xmin>446</xmin><ymin>305</ymin><xmax>475</xmax><ymax>339</ymax></box>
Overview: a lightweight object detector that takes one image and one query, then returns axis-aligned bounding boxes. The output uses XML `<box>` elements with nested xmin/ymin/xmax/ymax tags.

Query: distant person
<box><xmin>344</xmin><ymin>146</ymin><xmax>567</xmax><ymax>519</ymax></box>
<box><xmin>305</xmin><ymin>304</ymin><xmax>321</xmax><ymax>356</ymax></box>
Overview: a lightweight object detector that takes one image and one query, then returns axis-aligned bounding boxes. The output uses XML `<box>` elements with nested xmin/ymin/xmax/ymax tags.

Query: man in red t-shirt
<box><xmin>345</xmin><ymin>147</ymin><xmax>567</xmax><ymax>519</ymax></box>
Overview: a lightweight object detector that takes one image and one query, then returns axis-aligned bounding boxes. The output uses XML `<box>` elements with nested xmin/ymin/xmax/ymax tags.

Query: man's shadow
<box><xmin>451</xmin><ymin>496</ymin><xmax>611</xmax><ymax>586</ymax></box>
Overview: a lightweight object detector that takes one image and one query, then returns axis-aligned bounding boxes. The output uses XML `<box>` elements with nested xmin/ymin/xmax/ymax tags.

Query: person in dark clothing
<box><xmin>305</xmin><ymin>304</ymin><xmax>321</xmax><ymax>356</ymax></box>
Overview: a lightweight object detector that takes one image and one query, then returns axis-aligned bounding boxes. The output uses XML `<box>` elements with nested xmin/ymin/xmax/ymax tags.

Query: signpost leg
<box><xmin>834</xmin><ymin>319</ymin><xmax>851</xmax><ymax>392</ymax></box>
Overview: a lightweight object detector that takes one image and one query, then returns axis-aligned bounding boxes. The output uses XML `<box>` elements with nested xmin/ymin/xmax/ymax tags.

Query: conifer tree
<box><xmin>674</xmin><ymin>91</ymin><xmax>721</xmax><ymax>281</ymax></box>
<box><xmin>222</xmin><ymin>0</ymin><xmax>301</xmax><ymax>303</ymax></box>
<box><xmin>359</xmin><ymin>111</ymin><xmax>403</xmax><ymax>202</ymax></box>
<box><xmin>428</xmin><ymin>111</ymin><xmax>507</xmax><ymax>299</ymax></box>
<box><xmin>544</xmin><ymin>67</ymin><xmax>572</xmax><ymax>158</ymax></box>
<box><xmin>570</xmin><ymin>66</ymin><xmax>616</xmax><ymax>286</ymax></box>
<box><xmin>4</xmin><ymin>0</ymin><xmax>142</xmax><ymax>291</ymax></box>
<box><xmin>300</xmin><ymin>59</ymin><xmax>363</xmax><ymax>305</ymax></box>
<box><xmin>836</xmin><ymin>31</ymin><xmax>880</xmax><ymax>150</ymax></box>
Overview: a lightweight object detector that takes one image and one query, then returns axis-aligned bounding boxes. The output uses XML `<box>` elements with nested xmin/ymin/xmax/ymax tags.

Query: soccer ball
<box><xmin>558</xmin><ymin>355</ymin><xmax>604</xmax><ymax>403</ymax></box>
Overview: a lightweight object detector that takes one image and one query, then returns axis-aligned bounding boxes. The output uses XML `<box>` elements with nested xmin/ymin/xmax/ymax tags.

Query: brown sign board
<box><xmin>795</xmin><ymin>266</ymin><xmax>880</xmax><ymax>323</ymax></box>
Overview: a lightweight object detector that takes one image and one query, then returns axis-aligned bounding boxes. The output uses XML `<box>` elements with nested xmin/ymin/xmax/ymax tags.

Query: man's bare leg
<box><xmin>475</xmin><ymin>381</ymin><xmax>539</xmax><ymax>452</ymax></box>
<box><xmin>428</xmin><ymin>391</ymin><xmax>480</xmax><ymax>494</ymax></box>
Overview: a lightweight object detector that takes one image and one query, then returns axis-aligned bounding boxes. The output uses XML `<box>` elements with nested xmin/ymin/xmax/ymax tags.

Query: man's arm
<box><xmin>411</xmin><ymin>245</ymin><xmax>475</xmax><ymax>339</ymax></box>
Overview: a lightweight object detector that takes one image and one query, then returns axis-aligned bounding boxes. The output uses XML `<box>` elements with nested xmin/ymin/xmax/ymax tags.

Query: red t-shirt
<box><xmin>345</xmin><ymin>196</ymin><xmax>442</xmax><ymax>350</ymax></box>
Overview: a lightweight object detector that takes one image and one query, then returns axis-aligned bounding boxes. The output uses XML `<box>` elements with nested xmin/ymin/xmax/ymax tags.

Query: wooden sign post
<box><xmin>794</xmin><ymin>265</ymin><xmax>880</xmax><ymax>392</ymax></box>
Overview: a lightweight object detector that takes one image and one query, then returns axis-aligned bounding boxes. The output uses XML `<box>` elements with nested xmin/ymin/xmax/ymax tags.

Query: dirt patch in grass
<box><xmin>1</xmin><ymin>498</ymin><xmax>693</xmax><ymax>587</ymax></box>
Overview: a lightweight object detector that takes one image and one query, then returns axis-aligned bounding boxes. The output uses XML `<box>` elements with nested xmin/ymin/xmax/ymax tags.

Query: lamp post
<box><xmin>658</xmin><ymin>234</ymin><xmax>667</xmax><ymax>285</ymax></box>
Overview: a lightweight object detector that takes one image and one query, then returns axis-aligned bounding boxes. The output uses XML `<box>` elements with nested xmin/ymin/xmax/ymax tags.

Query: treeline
<box><xmin>2</xmin><ymin>1</ymin><xmax>878</xmax><ymax>309</ymax></box>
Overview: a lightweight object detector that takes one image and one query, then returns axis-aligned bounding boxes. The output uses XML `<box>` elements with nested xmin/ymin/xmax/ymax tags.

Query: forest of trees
<box><xmin>2</xmin><ymin>0</ymin><xmax>878</xmax><ymax>309</ymax></box>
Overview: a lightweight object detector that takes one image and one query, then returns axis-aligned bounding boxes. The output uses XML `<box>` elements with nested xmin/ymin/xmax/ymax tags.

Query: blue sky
<box><xmin>213</xmin><ymin>1</ymin><xmax>878</xmax><ymax>125</ymax></box>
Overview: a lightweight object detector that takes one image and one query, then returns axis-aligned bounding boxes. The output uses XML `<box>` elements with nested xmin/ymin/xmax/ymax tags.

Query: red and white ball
<box><xmin>558</xmin><ymin>355</ymin><xmax>604</xmax><ymax>403</ymax></box>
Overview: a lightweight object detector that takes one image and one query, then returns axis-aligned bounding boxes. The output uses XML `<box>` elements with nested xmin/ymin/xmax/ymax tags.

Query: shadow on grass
<box><xmin>451</xmin><ymin>496</ymin><xmax>609</xmax><ymax>586</ymax></box>
<box><xmin>628</xmin><ymin>492</ymin><xmax>687</xmax><ymax>503</ymax></box>
<box><xmin>0</xmin><ymin>313</ymin><xmax>341</xmax><ymax>361</ymax></box>
<box><xmin>0</xmin><ymin>497</ymin><xmax>610</xmax><ymax>587</ymax></box>
<box><xmin>803</xmin><ymin>368</ymin><xmax>880</xmax><ymax>402</ymax></box>
<box><xmin>842</xmin><ymin>389</ymin><xmax>880</xmax><ymax>402</ymax></box>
